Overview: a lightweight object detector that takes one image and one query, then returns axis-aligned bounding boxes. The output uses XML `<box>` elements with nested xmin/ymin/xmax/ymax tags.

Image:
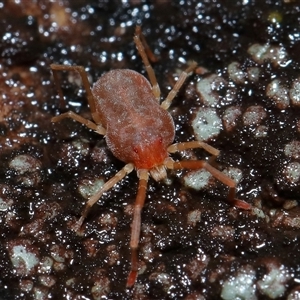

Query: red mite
<box><xmin>51</xmin><ymin>26</ymin><xmax>251</xmax><ymax>288</ymax></box>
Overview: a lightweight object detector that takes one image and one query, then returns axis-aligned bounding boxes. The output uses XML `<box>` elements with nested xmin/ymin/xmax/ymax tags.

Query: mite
<box><xmin>51</xmin><ymin>26</ymin><xmax>251</xmax><ymax>288</ymax></box>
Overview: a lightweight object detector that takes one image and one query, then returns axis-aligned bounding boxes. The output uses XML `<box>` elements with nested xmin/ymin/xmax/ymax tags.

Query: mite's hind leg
<box><xmin>161</xmin><ymin>61</ymin><xmax>197</xmax><ymax>110</ymax></box>
<box><xmin>134</xmin><ymin>26</ymin><xmax>160</xmax><ymax>101</ymax></box>
<box><xmin>50</xmin><ymin>64</ymin><xmax>105</xmax><ymax>128</ymax></box>
<box><xmin>135</xmin><ymin>26</ymin><xmax>158</xmax><ymax>63</ymax></box>
<box><xmin>52</xmin><ymin>111</ymin><xmax>106</xmax><ymax>135</ymax></box>
<box><xmin>76</xmin><ymin>163</ymin><xmax>135</xmax><ymax>230</ymax></box>
<box><xmin>126</xmin><ymin>169</ymin><xmax>149</xmax><ymax>288</ymax></box>
<box><xmin>165</xmin><ymin>158</ymin><xmax>251</xmax><ymax>210</ymax></box>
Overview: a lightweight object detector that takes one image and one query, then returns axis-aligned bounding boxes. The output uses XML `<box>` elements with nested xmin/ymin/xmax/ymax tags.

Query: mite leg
<box><xmin>135</xmin><ymin>26</ymin><xmax>158</xmax><ymax>63</ymax></box>
<box><xmin>134</xmin><ymin>26</ymin><xmax>160</xmax><ymax>101</ymax></box>
<box><xmin>161</xmin><ymin>61</ymin><xmax>197</xmax><ymax>110</ymax></box>
<box><xmin>126</xmin><ymin>169</ymin><xmax>149</xmax><ymax>288</ymax></box>
<box><xmin>50</xmin><ymin>64</ymin><xmax>105</xmax><ymax>127</ymax></box>
<box><xmin>76</xmin><ymin>163</ymin><xmax>135</xmax><ymax>230</ymax></box>
<box><xmin>168</xmin><ymin>141</ymin><xmax>220</xmax><ymax>157</ymax></box>
<box><xmin>52</xmin><ymin>111</ymin><xmax>106</xmax><ymax>135</ymax></box>
<box><xmin>165</xmin><ymin>158</ymin><xmax>251</xmax><ymax>210</ymax></box>
<box><xmin>168</xmin><ymin>140</ymin><xmax>220</xmax><ymax>168</ymax></box>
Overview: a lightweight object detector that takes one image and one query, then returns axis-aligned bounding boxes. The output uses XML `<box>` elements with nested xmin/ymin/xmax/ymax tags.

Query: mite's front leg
<box><xmin>165</xmin><ymin>158</ymin><xmax>251</xmax><ymax>210</ymax></box>
<box><xmin>126</xmin><ymin>169</ymin><xmax>149</xmax><ymax>288</ymax></box>
<box><xmin>76</xmin><ymin>163</ymin><xmax>134</xmax><ymax>231</ymax></box>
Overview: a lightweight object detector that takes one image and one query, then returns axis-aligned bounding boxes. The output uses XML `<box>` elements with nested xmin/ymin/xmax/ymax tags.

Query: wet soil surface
<box><xmin>0</xmin><ymin>1</ymin><xmax>300</xmax><ymax>299</ymax></box>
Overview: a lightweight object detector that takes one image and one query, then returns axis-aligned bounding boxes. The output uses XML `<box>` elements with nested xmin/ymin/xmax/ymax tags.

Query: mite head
<box><xmin>132</xmin><ymin>136</ymin><xmax>169</xmax><ymax>181</ymax></box>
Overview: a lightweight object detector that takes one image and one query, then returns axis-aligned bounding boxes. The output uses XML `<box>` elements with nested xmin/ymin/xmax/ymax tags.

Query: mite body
<box><xmin>92</xmin><ymin>69</ymin><xmax>175</xmax><ymax>172</ymax></box>
<box><xmin>51</xmin><ymin>26</ymin><xmax>251</xmax><ymax>288</ymax></box>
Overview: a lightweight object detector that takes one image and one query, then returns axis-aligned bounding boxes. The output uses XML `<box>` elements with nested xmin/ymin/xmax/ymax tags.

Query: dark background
<box><xmin>0</xmin><ymin>1</ymin><xmax>299</xmax><ymax>299</ymax></box>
